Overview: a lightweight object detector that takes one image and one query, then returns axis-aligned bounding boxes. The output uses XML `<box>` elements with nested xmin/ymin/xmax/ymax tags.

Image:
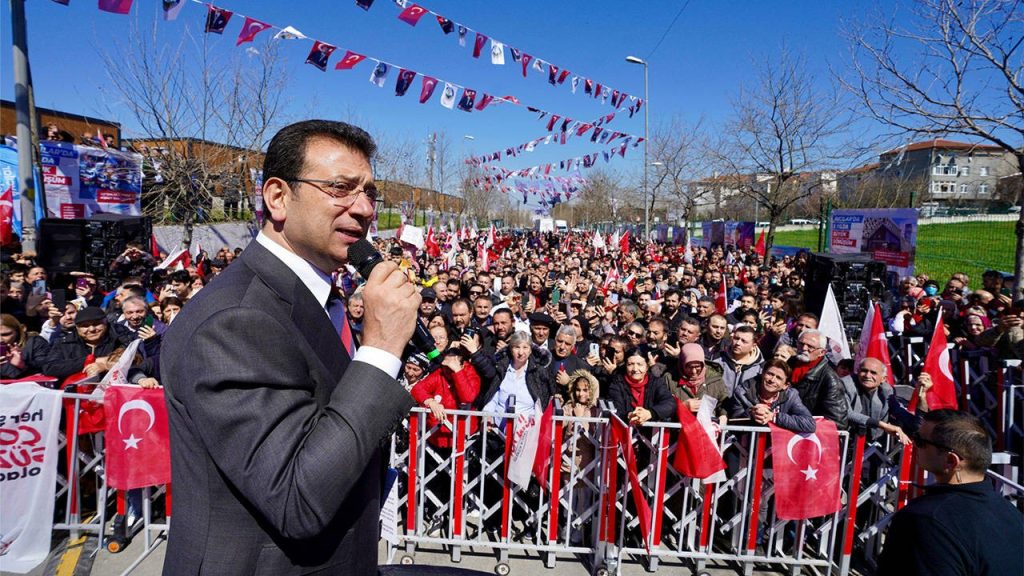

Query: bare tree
<box><xmin>459</xmin><ymin>163</ymin><xmax>491</xmax><ymax>226</ymax></box>
<box><xmin>715</xmin><ymin>49</ymin><xmax>853</xmax><ymax>253</ymax></box>
<box><xmin>843</xmin><ymin>0</ymin><xmax>1024</xmax><ymax>297</ymax></box>
<box><xmin>649</xmin><ymin>117</ymin><xmax>716</xmax><ymax>226</ymax></box>
<box><xmin>100</xmin><ymin>22</ymin><xmax>288</xmax><ymax>249</ymax></box>
<box><xmin>571</xmin><ymin>169</ymin><xmax>626</xmax><ymax>227</ymax></box>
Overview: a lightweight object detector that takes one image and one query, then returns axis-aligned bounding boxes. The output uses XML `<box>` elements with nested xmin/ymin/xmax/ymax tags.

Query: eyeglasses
<box><xmin>912</xmin><ymin>431</ymin><xmax>956</xmax><ymax>454</ymax></box>
<box><xmin>627</xmin><ymin>331</ymin><xmax>644</xmax><ymax>338</ymax></box>
<box><xmin>291</xmin><ymin>178</ymin><xmax>383</xmax><ymax>208</ymax></box>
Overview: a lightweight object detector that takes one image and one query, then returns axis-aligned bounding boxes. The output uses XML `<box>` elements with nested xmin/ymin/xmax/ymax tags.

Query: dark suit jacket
<box><xmin>161</xmin><ymin>241</ymin><xmax>414</xmax><ymax>576</ymax></box>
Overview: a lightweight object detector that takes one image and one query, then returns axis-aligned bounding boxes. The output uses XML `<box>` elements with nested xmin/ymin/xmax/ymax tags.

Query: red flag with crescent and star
<box><xmin>104</xmin><ymin>386</ymin><xmax>172</xmax><ymax>490</ymax></box>
<box><xmin>769</xmin><ymin>419</ymin><xmax>841</xmax><ymax>520</ymax></box>
<box><xmin>397</xmin><ymin>3</ymin><xmax>428</xmax><ymax>26</ymax></box>
<box><xmin>236</xmin><ymin>16</ymin><xmax>272</xmax><ymax>46</ymax></box>
<box><xmin>911</xmin><ymin>315</ymin><xmax>959</xmax><ymax>411</ymax></box>
<box><xmin>335</xmin><ymin>50</ymin><xmax>366</xmax><ymax>70</ymax></box>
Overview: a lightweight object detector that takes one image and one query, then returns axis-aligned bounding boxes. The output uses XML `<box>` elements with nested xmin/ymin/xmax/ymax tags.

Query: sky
<box><xmin>1</xmin><ymin>0</ymin><xmax>896</xmax><ymax>212</ymax></box>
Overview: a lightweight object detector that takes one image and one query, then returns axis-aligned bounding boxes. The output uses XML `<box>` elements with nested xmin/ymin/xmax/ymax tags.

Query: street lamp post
<box><xmin>626</xmin><ymin>55</ymin><xmax>649</xmax><ymax>242</ymax></box>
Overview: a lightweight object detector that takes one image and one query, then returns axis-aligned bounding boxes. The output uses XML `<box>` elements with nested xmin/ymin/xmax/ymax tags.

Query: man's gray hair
<box><xmin>555</xmin><ymin>324</ymin><xmax>577</xmax><ymax>342</ymax></box>
<box><xmin>802</xmin><ymin>328</ymin><xmax>826</xmax><ymax>349</ymax></box>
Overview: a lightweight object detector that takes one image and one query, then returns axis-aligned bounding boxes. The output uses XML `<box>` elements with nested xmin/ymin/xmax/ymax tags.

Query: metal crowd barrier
<box><xmin>48</xmin><ymin>379</ymin><xmax>1024</xmax><ymax>576</ymax></box>
<box><xmin>52</xmin><ymin>391</ymin><xmax>170</xmax><ymax>576</ymax></box>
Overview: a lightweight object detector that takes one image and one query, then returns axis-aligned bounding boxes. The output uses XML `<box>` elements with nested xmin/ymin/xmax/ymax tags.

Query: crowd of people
<box><xmin>2</xmin><ymin>229</ymin><xmax>1021</xmax><ymax>439</ymax></box>
<box><xmin>1</xmin><ymin>223</ymin><xmax>1021</xmax><ymax>565</ymax></box>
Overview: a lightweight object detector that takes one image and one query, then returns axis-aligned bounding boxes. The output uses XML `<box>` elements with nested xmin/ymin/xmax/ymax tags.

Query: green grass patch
<box><xmin>770</xmin><ymin>220</ymin><xmax>1014</xmax><ymax>283</ymax></box>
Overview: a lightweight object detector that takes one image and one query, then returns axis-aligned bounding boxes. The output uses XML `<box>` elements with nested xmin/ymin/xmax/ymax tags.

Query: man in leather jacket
<box><xmin>790</xmin><ymin>329</ymin><xmax>848</xmax><ymax>429</ymax></box>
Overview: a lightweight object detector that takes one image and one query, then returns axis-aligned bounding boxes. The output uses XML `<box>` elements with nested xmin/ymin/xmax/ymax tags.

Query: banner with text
<box><xmin>39</xmin><ymin>142</ymin><xmax>143</xmax><ymax>219</ymax></box>
<box><xmin>830</xmin><ymin>208</ymin><xmax>917</xmax><ymax>277</ymax></box>
<box><xmin>0</xmin><ymin>383</ymin><xmax>64</xmax><ymax>574</ymax></box>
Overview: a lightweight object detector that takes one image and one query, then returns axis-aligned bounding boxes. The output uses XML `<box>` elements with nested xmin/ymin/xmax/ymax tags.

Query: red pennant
<box><xmin>770</xmin><ymin>420</ymin><xmax>842</xmax><ymax>520</ymax></box>
<box><xmin>0</xmin><ymin>184</ymin><xmax>14</xmax><ymax>246</ymax></box>
<box><xmin>419</xmin><ymin>75</ymin><xmax>438</xmax><ymax>103</ymax></box>
<box><xmin>473</xmin><ymin>32</ymin><xmax>488</xmax><ymax>58</ymax></box>
<box><xmin>149</xmin><ymin>233</ymin><xmax>160</xmax><ymax>258</ymax></box>
<box><xmin>104</xmin><ymin>386</ymin><xmax>172</xmax><ymax>490</ymax></box>
<box><xmin>672</xmin><ymin>399</ymin><xmax>726</xmax><ymax>479</ymax></box>
<box><xmin>520</xmin><ymin>53</ymin><xmax>533</xmax><ymax>77</ymax></box>
<box><xmin>612</xmin><ymin>417</ymin><xmax>652</xmax><ymax>550</ymax></box>
<box><xmin>235</xmin><ymin>16</ymin><xmax>271</xmax><ymax>46</ymax></box>
<box><xmin>618</xmin><ymin>229</ymin><xmax>630</xmax><ymax>253</ymax></box>
<box><xmin>917</xmin><ymin>316</ymin><xmax>959</xmax><ymax>410</ymax></box>
<box><xmin>754</xmin><ymin>229</ymin><xmax>766</xmax><ymax>257</ymax></box>
<box><xmin>716</xmin><ymin>276</ymin><xmax>727</xmax><ymax>315</ymax></box>
<box><xmin>335</xmin><ymin>50</ymin><xmax>366</xmax><ymax>70</ymax></box>
<box><xmin>98</xmin><ymin>0</ymin><xmax>133</xmax><ymax>14</ymax></box>
<box><xmin>474</xmin><ymin>93</ymin><xmax>494</xmax><ymax>111</ymax></box>
<box><xmin>397</xmin><ymin>3</ymin><xmax>428</xmax><ymax>26</ymax></box>
<box><xmin>557</xmin><ymin>69</ymin><xmax>571</xmax><ymax>84</ymax></box>
<box><xmin>532</xmin><ymin>400</ymin><xmax>556</xmax><ymax>490</ymax></box>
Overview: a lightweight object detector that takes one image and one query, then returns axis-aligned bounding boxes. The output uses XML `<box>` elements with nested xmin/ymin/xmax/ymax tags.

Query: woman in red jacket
<box><xmin>409</xmin><ymin>342</ymin><xmax>481</xmax><ymax>526</ymax></box>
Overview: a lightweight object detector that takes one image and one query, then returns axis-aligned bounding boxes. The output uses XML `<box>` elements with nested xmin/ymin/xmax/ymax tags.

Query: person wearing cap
<box><xmin>528</xmin><ymin>312</ymin><xmax>556</xmax><ymax>350</ymax></box>
<box><xmin>41</xmin><ymin>305</ymin><xmax>141</xmax><ymax>380</ymax></box>
<box><xmin>418</xmin><ymin>287</ymin><xmax>438</xmax><ymax>322</ymax></box>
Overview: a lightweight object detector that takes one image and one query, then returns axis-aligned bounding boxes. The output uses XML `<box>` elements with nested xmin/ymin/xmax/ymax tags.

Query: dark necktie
<box><xmin>326</xmin><ymin>287</ymin><xmax>356</xmax><ymax>356</ymax></box>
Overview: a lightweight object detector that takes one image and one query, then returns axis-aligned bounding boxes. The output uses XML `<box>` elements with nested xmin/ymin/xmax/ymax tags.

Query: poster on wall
<box><xmin>38</xmin><ymin>142</ymin><xmax>143</xmax><ymax>219</ymax></box>
<box><xmin>830</xmin><ymin>208</ymin><xmax>918</xmax><ymax>277</ymax></box>
<box><xmin>0</xmin><ymin>146</ymin><xmax>21</xmax><ymax>239</ymax></box>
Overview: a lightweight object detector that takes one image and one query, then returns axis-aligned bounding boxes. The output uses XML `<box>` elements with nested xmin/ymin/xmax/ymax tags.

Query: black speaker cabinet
<box><xmin>805</xmin><ymin>252</ymin><xmax>887</xmax><ymax>341</ymax></box>
<box><xmin>36</xmin><ymin>218</ymin><xmax>87</xmax><ymax>273</ymax></box>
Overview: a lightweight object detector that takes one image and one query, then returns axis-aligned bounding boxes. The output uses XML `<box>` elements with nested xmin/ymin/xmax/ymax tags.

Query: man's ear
<box><xmin>263</xmin><ymin>177</ymin><xmax>290</xmax><ymax>223</ymax></box>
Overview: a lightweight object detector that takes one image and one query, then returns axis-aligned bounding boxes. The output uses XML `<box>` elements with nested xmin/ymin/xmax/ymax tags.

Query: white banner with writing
<box><xmin>0</xmin><ymin>383</ymin><xmax>64</xmax><ymax>573</ymax></box>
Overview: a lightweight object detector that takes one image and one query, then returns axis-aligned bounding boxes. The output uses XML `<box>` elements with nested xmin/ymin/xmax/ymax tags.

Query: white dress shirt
<box><xmin>255</xmin><ymin>232</ymin><xmax>401</xmax><ymax>379</ymax></box>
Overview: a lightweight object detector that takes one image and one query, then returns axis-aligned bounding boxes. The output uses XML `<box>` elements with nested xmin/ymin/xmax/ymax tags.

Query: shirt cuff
<box><xmin>353</xmin><ymin>346</ymin><xmax>402</xmax><ymax>379</ymax></box>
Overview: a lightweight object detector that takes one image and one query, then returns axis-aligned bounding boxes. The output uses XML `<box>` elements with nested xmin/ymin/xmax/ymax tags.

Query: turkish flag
<box><xmin>235</xmin><ymin>16</ymin><xmax>272</xmax><ymax>46</ymax></box>
<box><xmin>104</xmin><ymin>386</ymin><xmax>172</xmax><ymax>490</ymax></box>
<box><xmin>532</xmin><ymin>400</ymin><xmax>556</xmax><ymax>490</ymax></box>
<box><xmin>770</xmin><ymin>419</ymin><xmax>841</xmax><ymax>520</ymax></box>
<box><xmin>397</xmin><ymin>3</ymin><xmax>428</xmax><ymax>26</ymax></box>
<box><xmin>98</xmin><ymin>0</ymin><xmax>133</xmax><ymax>14</ymax></box>
<box><xmin>618</xmin><ymin>230</ymin><xmax>630</xmax><ymax>253</ymax></box>
<box><xmin>611</xmin><ymin>417</ymin><xmax>652</xmax><ymax>550</ymax></box>
<box><xmin>419</xmin><ymin>75</ymin><xmax>439</xmax><ymax>103</ymax></box>
<box><xmin>424</xmin><ymin>226</ymin><xmax>441</xmax><ymax>258</ymax></box>
<box><xmin>473</xmin><ymin>33</ymin><xmax>488</xmax><ymax>58</ymax></box>
<box><xmin>334</xmin><ymin>50</ymin><xmax>366</xmax><ymax>70</ymax></box>
<box><xmin>0</xmin><ymin>184</ymin><xmax>14</xmax><ymax>246</ymax></box>
<box><xmin>715</xmin><ymin>276</ymin><xmax>727</xmax><ymax>315</ymax></box>
<box><xmin>855</xmin><ymin>303</ymin><xmax>895</xmax><ymax>385</ymax></box>
<box><xmin>912</xmin><ymin>316</ymin><xmax>959</xmax><ymax>411</ymax></box>
<box><xmin>672</xmin><ymin>399</ymin><xmax>726</xmax><ymax>480</ymax></box>
<box><xmin>754</xmin><ymin>229</ymin><xmax>766</xmax><ymax>257</ymax></box>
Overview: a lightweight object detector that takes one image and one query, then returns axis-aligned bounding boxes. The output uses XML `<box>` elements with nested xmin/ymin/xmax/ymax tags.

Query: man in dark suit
<box><xmin>161</xmin><ymin>120</ymin><xmax>419</xmax><ymax>575</ymax></box>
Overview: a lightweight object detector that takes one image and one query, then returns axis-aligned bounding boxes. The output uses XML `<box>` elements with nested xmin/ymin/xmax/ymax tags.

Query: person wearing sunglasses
<box><xmin>877</xmin><ymin>410</ymin><xmax>1023</xmax><ymax>576</ymax></box>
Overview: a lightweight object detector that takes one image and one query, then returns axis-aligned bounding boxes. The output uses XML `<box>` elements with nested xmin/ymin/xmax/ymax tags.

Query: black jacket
<box><xmin>607</xmin><ymin>372</ymin><xmax>676</xmax><ymax>423</ymax></box>
<box><xmin>471</xmin><ymin>345</ymin><xmax>555</xmax><ymax>411</ymax></box>
<box><xmin>791</xmin><ymin>359</ymin><xmax>849</xmax><ymax>430</ymax></box>
<box><xmin>0</xmin><ymin>335</ymin><xmax>51</xmax><ymax>380</ymax></box>
<box><xmin>42</xmin><ymin>323</ymin><xmax>142</xmax><ymax>380</ymax></box>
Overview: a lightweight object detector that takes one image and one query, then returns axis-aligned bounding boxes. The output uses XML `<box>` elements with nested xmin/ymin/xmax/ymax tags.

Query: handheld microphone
<box><xmin>348</xmin><ymin>239</ymin><xmax>442</xmax><ymax>361</ymax></box>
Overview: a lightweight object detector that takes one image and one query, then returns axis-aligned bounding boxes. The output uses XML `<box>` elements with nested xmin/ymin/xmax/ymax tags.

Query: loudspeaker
<box><xmin>805</xmin><ymin>252</ymin><xmax>887</xmax><ymax>341</ymax></box>
<box><xmin>36</xmin><ymin>218</ymin><xmax>87</xmax><ymax>273</ymax></box>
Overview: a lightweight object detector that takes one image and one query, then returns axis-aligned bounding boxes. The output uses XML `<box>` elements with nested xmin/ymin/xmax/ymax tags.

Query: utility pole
<box><xmin>11</xmin><ymin>0</ymin><xmax>42</xmax><ymax>251</ymax></box>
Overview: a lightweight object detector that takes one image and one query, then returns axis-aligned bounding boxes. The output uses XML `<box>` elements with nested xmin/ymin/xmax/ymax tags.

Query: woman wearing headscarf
<box><xmin>667</xmin><ymin>343</ymin><xmax>729</xmax><ymax>419</ymax></box>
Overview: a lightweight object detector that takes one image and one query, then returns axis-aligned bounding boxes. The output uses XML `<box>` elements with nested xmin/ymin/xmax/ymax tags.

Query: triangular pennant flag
<box><xmin>204</xmin><ymin>5</ymin><xmax>232</xmax><ymax>34</ymax></box>
<box><xmin>305</xmin><ymin>41</ymin><xmax>336</xmax><ymax>71</ymax></box>
<box><xmin>490</xmin><ymin>39</ymin><xmax>505</xmax><ymax>65</ymax></box>
<box><xmin>273</xmin><ymin>25</ymin><xmax>306</xmax><ymax>40</ymax></box>
<box><xmin>98</xmin><ymin>0</ymin><xmax>133</xmax><ymax>14</ymax></box>
<box><xmin>474</xmin><ymin>93</ymin><xmax>494</xmax><ymax>111</ymax></box>
<box><xmin>419</xmin><ymin>75</ymin><xmax>438</xmax><ymax>103</ymax></box>
<box><xmin>354</xmin><ymin>0</ymin><xmax>375</xmax><ymax>9</ymax></box>
<box><xmin>395</xmin><ymin>68</ymin><xmax>416</xmax><ymax>96</ymax></box>
<box><xmin>520</xmin><ymin>53</ymin><xmax>533</xmax><ymax>77</ymax></box>
<box><xmin>557</xmin><ymin>69</ymin><xmax>570</xmax><ymax>84</ymax></box>
<box><xmin>754</xmin><ymin>229</ymin><xmax>766</xmax><ymax>256</ymax></box>
<box><xmin>532</xmin><ymin>57</ymin><xmax>545</xmax><ymax>73</ymax></box>
<box><xmin>236</xmin><ymin>17</ymin><xmax>272</xmax><ymax>46</ymax></box>
<box><xmin>473</xmin><ymin>32</ymin><xmax>488</xmax><ymax>58</ymax></box>
<box><xmin>162</xmin><ymin>0</ymin><xmax>185</xmax><ymax>20</ymax></box>
<box><xmin>436</xmin><ymin>16</ymin><xmax>454</xmax><ymax>34</ymax></box>
<box><xmin>397</xmin><ymin>3</ymin><xmax>428</xmax><ymax>25</ymax></box>
<box><xmin>914</xmin><ymin>316</ymin><xmax>959</xmax><ymax>411</ymax></box>
<box><xmin>509</xmin><ymin>47</ymin><xmax>522</xmax><ymax>62</ymax></box>
<box><xmin>457</xmin><ymin>25</ymin><xmax>468</xmax><ymax>47</ymax></box>
<box><xmin>571</xmin><ymin>75</ymin><xmax>580</xmax><ymax>94</ymax></box>
<box><xmin>369</xmin><ymin>61</ymin><xmax>390</xmax><ymax>87</ymax></box>
<box><xmin>548</xmin><ymin>64</ymin><xmax>559</xmax><ymax>85</ymax></box>
<box><xmin>584</xmin><ymin>78</ymin><xmax>594</xmax><ymax>95</ymax></box>
<box><xmin>335</xmin><ymin>50</ymin><xmax>366</xmax><ymax>70</ymax></box>
<box><xmin>820</xmin><ymin>284</ymin><xmax>852</xmax><ymax>360</ymax></box>
<box><xmin>457</xmin><ymin>88</ymin><xmax>477</xmax><ymax>111</ymax></box>
<box><xmin>439</xmin><ymin>82</ymin><xmax>457</xmax><ymax>109</ymax></box>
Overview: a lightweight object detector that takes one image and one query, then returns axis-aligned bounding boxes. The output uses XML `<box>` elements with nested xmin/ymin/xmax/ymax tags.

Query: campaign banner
<box><xmin>0</xmin><ymin>146</ymin><xmax>21</xmax><ymax>239</ymax></box>
<box><xmin>0</xmin><ymin>383</ymin><xmax>64</xmax><ymax>574</ymax></box>
<box><xmin>723</xmin><ymin>221</ymin><xmax>755</xmax><ymax>250</ymax></box>
<box><xmin>14</xmin><ymin>142</ymin><xmax>145</xmax><ymax>220</ymax></box>
<box><xmin>830</xmin><ymin>208</ymin><xmax>917</xmax><ymax>277</ymax></box>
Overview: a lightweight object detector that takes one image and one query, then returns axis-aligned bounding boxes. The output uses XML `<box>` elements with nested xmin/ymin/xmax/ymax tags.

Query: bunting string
<box><xmin>380</xmin><ymin>0</ymin><xmax>638</xmax><ymax>112</ymax></box>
